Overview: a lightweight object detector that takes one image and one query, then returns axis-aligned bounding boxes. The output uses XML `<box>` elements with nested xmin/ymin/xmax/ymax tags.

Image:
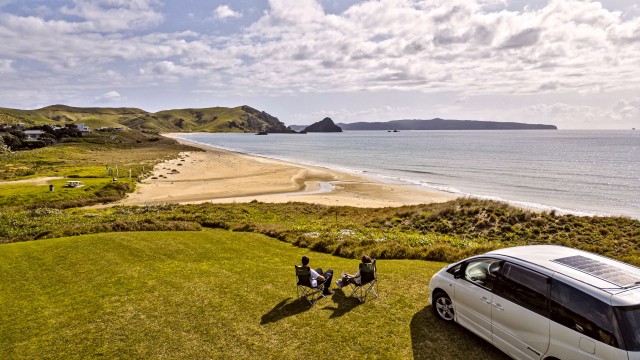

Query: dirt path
<box><xmin>0</xmin><ymin>176</ymin><xmax>64</xmax><ymax>186</ymax></box>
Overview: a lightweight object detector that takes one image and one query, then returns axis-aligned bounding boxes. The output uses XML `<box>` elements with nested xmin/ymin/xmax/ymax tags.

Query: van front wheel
<box><xmin>433</xmin><ymin>292</ymin><xmax>454</xmax><ymax>322</ymax></box>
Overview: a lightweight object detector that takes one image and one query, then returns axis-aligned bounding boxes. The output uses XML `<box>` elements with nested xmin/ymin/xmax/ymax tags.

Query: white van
<box><xmin>428</xmin><ymin>245</ymin><xmax>640</xmax><ymax>360</ymax></box>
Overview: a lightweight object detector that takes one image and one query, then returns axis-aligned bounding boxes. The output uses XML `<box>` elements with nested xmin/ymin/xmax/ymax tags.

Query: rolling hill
<box><xmin>0</xmin><ymin>105</ymin><xmax>295</xmax><ymax>133</ymax></box>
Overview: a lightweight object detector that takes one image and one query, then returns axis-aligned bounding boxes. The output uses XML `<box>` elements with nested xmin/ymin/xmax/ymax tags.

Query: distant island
<box><xmin>301</xmin><ymin>117</ymin><xmax>342</xmax><ymax>133</ymax></box>
<box><xmin>336</xmin><ymin>119</ymin><xmax>557</xmax><ymax>130</ymax></box>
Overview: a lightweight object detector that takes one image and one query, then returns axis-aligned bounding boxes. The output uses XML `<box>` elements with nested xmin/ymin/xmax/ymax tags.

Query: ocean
<box><xmin>174</xmin><ymin>130</ymin><xmax>640</xmax><ymax>219</ymax></box>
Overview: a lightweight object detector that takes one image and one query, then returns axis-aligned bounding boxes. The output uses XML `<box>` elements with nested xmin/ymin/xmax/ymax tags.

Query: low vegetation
<box><xmin>0</xmin><ymin>129</ymin><xmax>198</xmax><ymax>208</ymax></box>
<box><xmin>1</xmin><ymin>199</ymin><xmax>639</xmax><ymax>265</ymax></box>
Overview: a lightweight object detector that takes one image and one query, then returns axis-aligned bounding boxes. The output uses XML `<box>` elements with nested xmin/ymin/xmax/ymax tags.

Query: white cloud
<box><xmin>0</xmin><ymin>0</ymin><xmax>638</xmax><ymax>128</ymax></box>
<box><xmin>95</xmin><ymin>90</ymin><xmax>125</xmax><ymax>102</ymax></box>
<box><xmin>213</xmin><ymin>5</ymin><xmax>242</xmax><ymax>20</ymax></box>
<box><xmin>0</xmin><ymin>59</ymin><xmax>15</xmax><ymax>74</ymax></box>
<box><xmin>516</xmin><ymin>97</ymin><xmax>640</xmax><ymax>129</ymax></box>
<box><xmin>609</xmin><ymin>97</ymin><xmax>640</xmax><ymax>121</ymax></box>
<box><xmin>60</xmin><ymin>0</ymin><xmax>164</xmax><ymax>32</ymax></box>
<box><xmin>260</xmin><ymin>0</ymin><xmax>325</xmax><ymax>25</ymax></box>
<box><xmin>139</xmin><ymin>60</ymin><xmax>209</xmax><ymax>82</ymax></box>
<box><xmin>2</xmin><ymin>0</ymin><xmax>638</xmax><ymax>98</ymax></box>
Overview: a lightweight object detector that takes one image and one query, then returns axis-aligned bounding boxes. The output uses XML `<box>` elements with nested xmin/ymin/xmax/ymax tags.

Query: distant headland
<box><xmin>336</xmin><ymin>118</ymin><xmax>557</xmax><ymax>130</ymax></box>
<box><xmin>0</xmin><ymin>104</ymin><xmax>296</xmax><ymax>134</ymax></box>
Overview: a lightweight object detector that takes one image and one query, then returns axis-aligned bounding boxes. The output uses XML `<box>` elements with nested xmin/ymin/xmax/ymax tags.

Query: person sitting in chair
<box><xmin>301</xmin><ymin>255</ymin><xmax>334</xmax><ymax>295</ymax></box>
<box><xmin>337</xmin><ymin>255</ymin><xmax>372</xmax><ymax>288</ymax></box>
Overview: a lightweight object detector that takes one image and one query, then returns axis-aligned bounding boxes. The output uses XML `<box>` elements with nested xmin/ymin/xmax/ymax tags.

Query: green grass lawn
<box><xmin>0</xmin><ymin>229</ymin><xmax>507</xmax><ymax>359</ymax></box>
<box><xmin>0</xmin><ymin>178</ymin><xmax>118</xmax><ymax>208</ymax></box>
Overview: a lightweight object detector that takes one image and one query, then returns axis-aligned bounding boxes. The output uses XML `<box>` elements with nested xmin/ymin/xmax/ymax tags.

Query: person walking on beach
<box><xmin>337</xmin><ymin>254</ymin><xmax>372</xmax><ymax>288</ymax></box>
<box><xmin>301</xmin><ymin>255</ymin><xmax>334</xmax><ymax>295</ymax></box>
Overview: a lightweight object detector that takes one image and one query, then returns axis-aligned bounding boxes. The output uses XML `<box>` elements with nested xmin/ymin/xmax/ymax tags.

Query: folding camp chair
<box><xmin>295</xmin><ymin>265</ymin><xmax>326</xmax><ymax>305</ymax></box>
<box><xmin>348</xmin><ymin>259</ymin><xmax>379</xmax><ymax>303</ymax></box>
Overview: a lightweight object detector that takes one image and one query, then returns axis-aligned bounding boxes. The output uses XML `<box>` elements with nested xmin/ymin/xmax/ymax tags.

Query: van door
<box><xmin>548</xmin><ymin>277</ymin><xmax>628</xmax><ymax>360</ymax></box>
<box><xmin>491</xmin><ymin>262</ymin><xmax>550</xmax><ymax>360</ymax></box>
<box><xmin>453</xmin><ymin>259</ymin><xmax>500</xmax><ymax>343</ymax></box>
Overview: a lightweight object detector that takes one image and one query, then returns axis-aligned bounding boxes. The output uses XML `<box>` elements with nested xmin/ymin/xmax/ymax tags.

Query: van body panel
<box><xmin>612</xmin><ymin>289</ymin><xmax>640</xmax><ymax>307</ymax></box>
<box><xmin>491</xmin><ymin>294</ymin><xmax>549</xmax><ymax>360</ymax></box>
<box><xmin>546</xmin><ymin>321</ymin><xmax>628</xmax><ymax>360</ymax></box>
<box><xmin>453</xmin><ymin>278</ymin><xmax>493</xmax><ymax>342</ymax></box>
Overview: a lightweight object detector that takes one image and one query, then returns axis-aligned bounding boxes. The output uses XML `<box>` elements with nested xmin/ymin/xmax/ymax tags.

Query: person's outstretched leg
<box><xmin>323</xmin><ymin>269</ymin><xmax>334</xmax><ymax>294</ymax></box>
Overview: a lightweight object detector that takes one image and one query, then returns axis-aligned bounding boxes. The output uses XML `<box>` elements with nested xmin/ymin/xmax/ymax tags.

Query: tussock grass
<box><xmin>1</xmin><ymin>200</ymin><xmax>639</xmax><ymax>266</ymax></box>
<box><xmin>0</xmin><ymin>229</ymin><xmax>507</xmax><ymax>359</ymax></box>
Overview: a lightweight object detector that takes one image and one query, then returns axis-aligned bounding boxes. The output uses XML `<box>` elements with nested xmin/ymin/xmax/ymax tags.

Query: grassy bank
<box><xmin>0</xmin><ymin>229</ymin><xmax>507</xmax><ymax>359</ymax></box>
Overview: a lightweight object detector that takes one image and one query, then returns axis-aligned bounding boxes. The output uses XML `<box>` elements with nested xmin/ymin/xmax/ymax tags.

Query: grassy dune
<box><xmin>0</xmin><ymin>229</ymin><xmax>507</xmax><ymax>359</ymax></box>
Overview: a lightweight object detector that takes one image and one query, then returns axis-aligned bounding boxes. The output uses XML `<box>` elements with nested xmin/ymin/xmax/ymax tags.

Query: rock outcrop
<box><xmin>302</xmin><ymin>117</ymin><xmax>343</xmax><ymax>133</ymax></box>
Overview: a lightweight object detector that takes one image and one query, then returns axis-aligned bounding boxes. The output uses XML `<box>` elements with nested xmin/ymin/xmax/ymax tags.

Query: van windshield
<box><xmin>615</xmin><ymin>305</ymin><xmax>640</xmax><ymax>351</ymax></box>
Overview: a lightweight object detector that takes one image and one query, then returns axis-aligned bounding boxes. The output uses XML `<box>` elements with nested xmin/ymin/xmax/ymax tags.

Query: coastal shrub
<box><xmin>29</xmin><ymin>207</ymin><xmax>63</xmax><ymax>217</ymax></box>
<box><xmin>95</xmin><ymin>182</ymin><xmax>131</xmax><ymax>198</ymax></box>
<box><xmin>200</xmin><ymin>220</ymin><xmax>231</xmax><ymax>230</ymax></box>
<box><xmin>255</xmin><ymin>225</ymin><xmax>289</xmax><ymax>241</ymax></box>
<box><xmin>309</xmin><ymin>237</ymin><xmax>337</xmax><ymax>253</ymax></box>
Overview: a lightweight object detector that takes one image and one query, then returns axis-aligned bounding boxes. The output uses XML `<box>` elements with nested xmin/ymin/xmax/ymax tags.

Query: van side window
<box><xmin>463</xmin><ymin>259</ymin><xmax>502</xmax><ymax>291</ymax></box>
<box><xmin>494</xmin><ymin>262</ymin><xmax>549</xmax><ymax>317</ymax></box>
<box><xmin>550</xmin><ymin>280</ymin><xmax>623</xmax><ymax>349</ymax></box>
<box><xmin>615</xmin><ymin>305</ymin><xmax>640</xmax><ymax>351</ymax></box>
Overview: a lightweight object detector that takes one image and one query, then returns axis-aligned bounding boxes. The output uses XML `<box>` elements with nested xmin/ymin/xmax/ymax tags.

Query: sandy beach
<box><xmin>117</xmin><ymin>134</ymin><xmax>457</xmax><ymax>208</ymax></box>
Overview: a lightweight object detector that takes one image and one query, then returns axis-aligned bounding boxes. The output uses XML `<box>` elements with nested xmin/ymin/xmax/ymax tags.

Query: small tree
<box><xmin>2</xmin><ymin>133</ymin><xmax>22</xmax><ymax>150</ymax></box>
<box><xmin>0</xmin><ymin>136</ymin><xmax>10</xmax><ymax>154</ymax></box>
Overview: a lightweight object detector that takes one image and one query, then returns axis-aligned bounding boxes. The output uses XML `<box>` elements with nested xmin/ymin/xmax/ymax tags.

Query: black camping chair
<box><xmin>295</xmin><ymin>265</ymin><xmax>326</xmax><ymax>305</ymax></box>
<box><xmin>348</xmin><ymin>259</ymin><xmax>379</xmax><ymax>303</ymax></box>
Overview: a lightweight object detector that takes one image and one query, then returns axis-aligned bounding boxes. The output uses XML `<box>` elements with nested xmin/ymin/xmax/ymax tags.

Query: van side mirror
<box><xmin>453</xmin><ymin>269</ymin><xmax>463</xmax><ymax>279</ymax></box>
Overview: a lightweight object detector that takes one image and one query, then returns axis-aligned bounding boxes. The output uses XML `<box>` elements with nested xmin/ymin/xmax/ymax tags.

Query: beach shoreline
<box><xmin>115</xmin><ymin>133</ymin><xmax>457</xmax><ymax>208</ymax></box>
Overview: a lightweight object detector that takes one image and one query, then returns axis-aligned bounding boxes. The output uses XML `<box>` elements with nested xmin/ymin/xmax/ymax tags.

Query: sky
<box><xmin>0</xmin><ymin>0</ymin><xmax>639</xmax><ymax>129</ymax></box>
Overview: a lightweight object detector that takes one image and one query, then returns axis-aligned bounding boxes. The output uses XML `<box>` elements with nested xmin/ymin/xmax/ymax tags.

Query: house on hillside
<box><xmin>76</xmin><ymin>123</ymin><xmax>90</xmax><ymax>132</ymax></box>
<box><xmin>24</xmin><ymin>130</ymin><xmax>45</xmax><ymax>140</ymax></box>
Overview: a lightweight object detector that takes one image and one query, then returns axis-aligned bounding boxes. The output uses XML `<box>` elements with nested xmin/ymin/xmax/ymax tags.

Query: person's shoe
<box><xmin>336</xmin><ymin>279</ymin><xmax>343</xmax><ymax>289</ymax></box>
<box><xmin>323</xmin><ymin>289</ymin><xmax>334</xmax><ymax>295</ymax></box>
